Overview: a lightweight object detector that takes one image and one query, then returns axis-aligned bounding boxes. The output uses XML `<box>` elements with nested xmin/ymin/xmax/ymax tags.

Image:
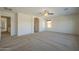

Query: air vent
<box><xmin>4</xmin><ymin>7</ymin><xmax>12</xmax><ymax>11</ymax></box>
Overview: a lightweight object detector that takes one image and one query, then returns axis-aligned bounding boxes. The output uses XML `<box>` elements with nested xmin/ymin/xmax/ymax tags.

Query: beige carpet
<box><xmin>0</xmin><ymin>31</ymin><xmax>79</xmax><ymax>51</ymax></box>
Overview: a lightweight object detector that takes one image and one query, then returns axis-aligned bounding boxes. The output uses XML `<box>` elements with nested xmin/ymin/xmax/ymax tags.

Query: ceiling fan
<box><xmin>40</xmin><ymin>9</ymin><xmax>54</xmax><ymax>16</ymax></box>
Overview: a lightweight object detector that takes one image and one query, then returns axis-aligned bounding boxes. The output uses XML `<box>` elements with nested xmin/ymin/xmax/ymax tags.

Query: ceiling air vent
<box><xmin>3</xmin><ymin>7</ymin><xmax>12</xmax><ymax>11</ymax></box>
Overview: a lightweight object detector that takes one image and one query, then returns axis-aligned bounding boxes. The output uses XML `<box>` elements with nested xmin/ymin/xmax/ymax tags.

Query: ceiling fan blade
<box><xmin>48</xmin><ymin>13</ymin><xmax>54</xmax><ymax>15</ymax></box>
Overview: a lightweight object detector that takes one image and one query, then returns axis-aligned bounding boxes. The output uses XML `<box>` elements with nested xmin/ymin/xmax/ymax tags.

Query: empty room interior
<box><xmin>0</xmin><ymin>7</ymin><xmax>79</xmax><ymax>51</ymax></box>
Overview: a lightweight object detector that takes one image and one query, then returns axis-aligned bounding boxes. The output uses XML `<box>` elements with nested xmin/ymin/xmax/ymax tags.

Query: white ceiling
<box><xmin>0</xmin><ymin>7</ymin><xmax>79</xmax><ymax>16</ymax></box>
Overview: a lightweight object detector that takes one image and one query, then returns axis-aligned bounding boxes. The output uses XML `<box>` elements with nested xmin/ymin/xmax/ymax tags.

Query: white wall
<box><xmin>39</xmin><ymin>17</ymin><xmax>46</xmax><ymax>32</ymax></box>
<box><xmin>17</xmin><ymin>13</ymin><xmax>34</xmax><ymax>36</ymax></box>
<box><xmin>17</xmin><ymin>13</ymin><xmax>46</xmax><ymax>36</ymax></box>
<box><xmin>46</xmin><ymin>14</ymin><xmax>79</xmax><ymax>35</ymax></box>
<box><xmin>0</xmin><ymin>11</ymin><xmax>17</xmax><ymax>36</ymax></box>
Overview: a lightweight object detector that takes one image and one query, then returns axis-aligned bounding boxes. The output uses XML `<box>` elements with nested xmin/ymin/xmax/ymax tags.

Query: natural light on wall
<box><xmin>47</xmin><ymin>20</ymin><xmax>52</xmax><ymax>28</ymax></box>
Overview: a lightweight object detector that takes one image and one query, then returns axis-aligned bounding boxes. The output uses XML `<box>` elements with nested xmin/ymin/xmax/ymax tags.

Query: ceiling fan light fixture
<box><xmin>46</xmin><ymin>19</ymin><xmax>52</xmax><ymax>23</ymax></box>
<box><xmin>44</xmin><ymin>12</ymin><xmax>48</xmax><ymax>16</ymax></box>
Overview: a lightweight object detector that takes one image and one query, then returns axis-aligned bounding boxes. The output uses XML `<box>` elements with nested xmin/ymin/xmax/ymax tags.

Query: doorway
<box><xmin>34</xmin><ymin>17</ymin><xmax>39</xmax><ymax>33</ymax></box>
<box><xmin>1</xmin><ymin>16</ymin><xmax>11</xmax><ymax>40</ymax></box>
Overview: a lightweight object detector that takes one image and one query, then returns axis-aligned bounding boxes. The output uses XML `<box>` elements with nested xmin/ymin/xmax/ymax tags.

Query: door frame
<box><xmin>0</xmin><ymin>11</ymin><xmax>17</xmax><ymax>40</ymax></box>
<box><xmin>1</xmin><ymin>16</ymin><xmax>11</xmax><ymax>35</ymax></box>
<box><xmin>34</xmin><ymin>16</ymin><xmax>40</xmax><ymax>33</ymax></box>
<box><xmin>34</xmin><ymin>17</ymin><xmax>39</xmax><ymax>32</ymax></box>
